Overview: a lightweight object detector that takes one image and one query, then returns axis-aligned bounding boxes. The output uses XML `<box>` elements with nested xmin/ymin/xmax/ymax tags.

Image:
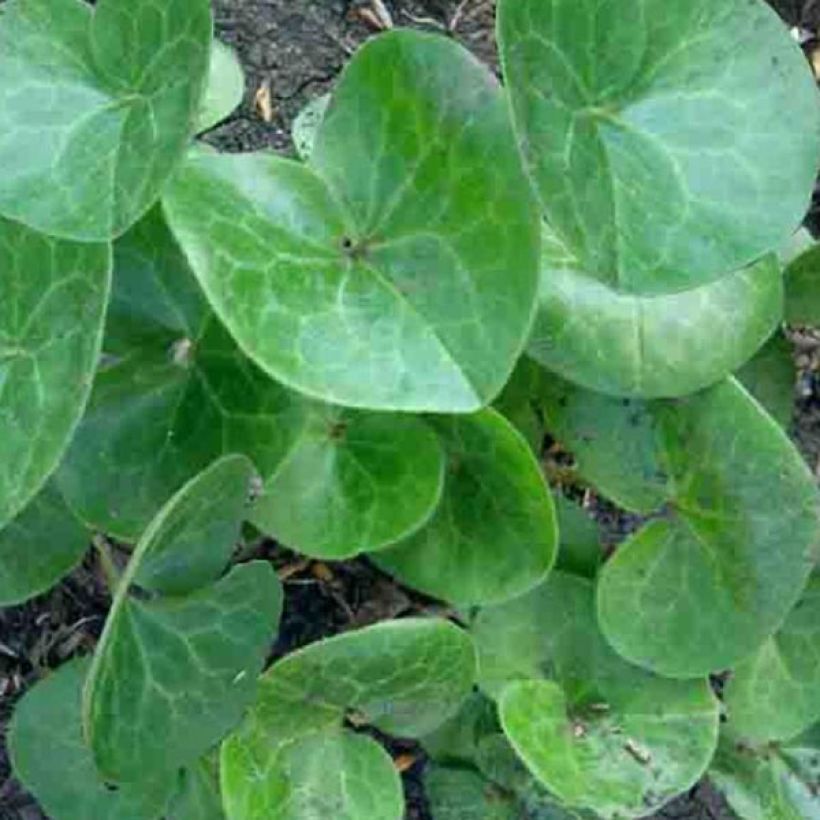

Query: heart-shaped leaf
<box><xmin>725</xmin><ymin>576</ymin><xmax>820</xmax><ymax>743</ymax></box>
<box><xmin>83</xmin><ymin>456</ymin><xmax>283</xmax><ymax>785</ymax></box>
<box><xmin>735</xmin><ymin>331</ymin><xmax>794</xmax><ymax>429</ymax></box>
<box><xmin>163</xmin><ymin>30</ymin><xmax>540</xmax><ymax>412</ymax></box>
<box><xmin>0</xmin><ymin>219</ymin><xmax>110</xmax><ymax>530</ymax></box>
<box><xmin>220</xmin><ymin>618</ymin><xmax>475</xmax><ymax>818</ymax></box>
<box><xmin>499</xmin><ymin>0</ymin><xmax>820</xmax><ymax>290</ymax></box>
<box><xmin>710</xmin><ymin>726</ymin><xmax>820</xmax><ymax>819</ymax></box>
<box><xmin>538</xmin><ymin>374</ymin><xmax>820</xmax><ymax>677</ymax></box>
<box><xmin>375</xmin><ymin>410</ymin><xmax>557</xmax><ymax>606</ymax></box>
<box><xmin>9</xmin><ymin>658</ymin><xmax>176</xmax><ymax>820</ymax></box>
<box><xmin>0</xmin><ymin>0</ymin><xmax>212</xmax><ymax>241</ymax></box>
<box><xmin>785</xmin><ymin>242</ymin><xmax>820</xmax><ymax>325</ymax></box>
<box><xmin>528</xmin><ymin>225</ymin><xmax>783</xmax><ymax>398</ymax></box>
<box><xmin>197</xmin><ymin>40</ymin><xmax>245</xmax><ymax>134</ymax></box>
<box><xmin>473</xmin><ymin>572</ymin><xmax>719</xmax><ymax>817</ymax></box>
<box><xmin>0</xmin><ymin>482</ymin><xmax>89</xmax><ymax>606</ymax></box>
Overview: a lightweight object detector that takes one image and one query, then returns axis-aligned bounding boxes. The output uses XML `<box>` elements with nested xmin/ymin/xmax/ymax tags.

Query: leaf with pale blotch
<box><xmin>0</xmin><ymin>0</ymin><xmax>211</xmax><ymax>241</ymax></box>
<box><xmin>0</xmin><ymin>482</ymin><xmax>89</xmax><ymax>605</ymax></box>
<box><xmin>553</xmin><ymin>495</ymin><xmax>601</xmax><ymax>579</ymax></box>
<box><xmin>9</xmin><ymin>659</ymin><xmax>176</xmax><ymax>820</ymax></box>
<box><xmin>785</xmin><ymin>243</ymin><xmax>820</xmax><ymax>326</ymax></box>
<box><xmin>0</xmin><ymin>219</ymin><xmax>110</xmax><ymax>531</ymax></box>
<box><xmin>292</xmin><ymin>94</ymin><xmax>330</xmax><ymax>162</ymax></box>
<box><xmin>499</xmin><ymin>0</ymin><xmax>820</xmax><ymax>290</ymax></box>
<box><xmin>197</xmin><ymin>40</ymin><xmax>245</xmax><ymax>134</ymax></box>
<box><xmin>163</xmin><ymin>30</ymin><xmax>539</xmax><ymax>412</ymax></box>
<box><xmin>709</xmin><ymin>726</ymin><xmax>820</xmax><ymax>819</ymax></box>
<box><xmin>528</xmin><ymin>224</ymin><xmax>783</xmax><ymax>398</ymax></box>
<box><xmin>250</xmin><ymin>408</ymin><xmax>444</xmax><ymax>558</ymax></box>
<box><xmin>725</xmin><ymin>576</ymin><xmax>820</xmax><ymax>743</ymax></box>
<box><xmin>538</xmin><ymin>374</ymin><xmax>820</xmax><ymax>677</ymax></box>
<box><xmin>425</xmin><ymin>767</ymin><xmax>519</xmax><ymax>820</ymax></box>
<box><xmin>472</xmin><ymin>572</ymin><xmax>718</xmax><ymax>817</ymax></box>
<box><xmin>83</xmin><ymin>456</ymin><xmax>283</xmax><ymax>786</ymax></box>
<box><xmin>375</xmin><ymin>410</ymin><xmax>557</xmax><ymax>606</ymax></box>
<box><xmin>735</xmin><ymin>331</ymin><xmax>794</xmax><ymax>429</ymax></box>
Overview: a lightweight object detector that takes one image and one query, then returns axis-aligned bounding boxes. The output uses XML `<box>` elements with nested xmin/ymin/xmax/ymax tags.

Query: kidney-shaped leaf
<box><xmin>0</xmin><ymin>0</ymin><xmax>211</xmax><ymax>241</ymax></box>
<box><xmin>163</xmin><ymin>30</ymin><xmax>539</xmax><ymax>412</ymax></box>
<box><xmin>0</xmin><ymin>219</ymin><xmax>110</xmax><ymax>530</ymax></box>
<box><xmin>539</xmin><ymin>374</ymin><xmax>820</xmax><ymax>677</ymax></box>
<box><xmin>9</xmin><ymin>658</ymin><xmax>175</xmax><ymax>820</ymax></box>
<box><xmin>499</xmin><ymin>0</ymin><xmax>820</xmax><ymax>291</ymax></box>
<box><xmin>473</xmin><ymin>572</ymin><xmax>719</xmax><ymax>817</ymax></box>
<box><xmin>375</xmin><ymin>409</ymin><xmax>557</xmax><ymax>606</ymax></box>
<box><xmin>83</xmin><ymin>456</ymin><xmax>283</xmax><ymax>785</ymax></box>
<box><xmin>725</xmin><ymin>576</ymin><xmax>820</xmax><ymax>743</ymax></box>
<box><xmin>528</xmin><ymin>227</ymin><xmax>783</xmax><ymax>398</ymax></box>
<box><xmin>0</xmin><ymin>482</ymin><xmax>89</xmax><ymax>606</ymax></box>
<box><xmin>197</xmin><ymin>40</ymin><xmax>245</xmax><ymax>134</ymax></box>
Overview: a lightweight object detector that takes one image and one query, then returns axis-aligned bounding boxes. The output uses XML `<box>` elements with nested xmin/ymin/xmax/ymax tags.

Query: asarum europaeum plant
<box><xmin>4</xmin><ymin>0</ymin><xmax>820</xmax><ymax>817</ymax></box>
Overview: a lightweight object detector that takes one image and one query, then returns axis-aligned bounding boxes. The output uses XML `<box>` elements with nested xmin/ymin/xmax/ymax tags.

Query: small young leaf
<box><xmin>735</xmin><ymin>331</ymin><xmax>794</xmax><ymax>429</ymax></box>
<box><xmin>539</xmin><ymin>374</ymin><xmax>820</xmax><ymax>677</ymax></box>
<box><xmin>375</xmin><ymin>410</ymin><xmax>557</xmax><ymax>606</ymax></box>
<box><xmin>163</xmin><ymin>31</ymin><xmax>539</xmax><ymax>412</ymax></box>
<box><xmin>499</xmin><ymin>0</ymin><xmax>820</xmax><ymax>289</ymax></box>
<box><xmin>197</xmin><ymin>40</ymin><xmax>245</xmax><ymax>134</ymax></box>
<box><xmin>425</xmin><ymin>766</ymin><xmax>518</xmax><ymax>820</ymax></box>
<box><xmin>0</xmin><ymin>482</ymin><xmax>89</xmax><ymax>606</ymax></box>
<box><xmin>9</xmin><ymin>658</ymin><xmax>176</xmax><ymax>820</ymax></box>
<box><xmin>528</xmin><ymin>226</ymin><xmax>783</xmax><ymax>398</ymax></box>
<box><xmin>553</xmin><ymin>495</ymin><xmax>601</xmax><ymax>579</ymax></box>
<box><xmin>725</xmin><ymin>576</ymin><xmax>820</xmax><ymax>743</ymax></box>
<box><xmin>292</xmin><ymin>94</ymin><xmax>330</xmax><ymax>162</ymax></box>
<box><xmin>785</xmin><ymin>242</ymin><xmax>820</xmax><ymax>325</ymax></box>
<box><xmin>0</xmin><ymin>220</ymin><xmax>110</xmax><ymax>530</ymax></box>
<box><xmin>0</xmin><ymin>0</ymin><xmax>211</xmax><ymax>242</ymax></box>
<box><xmin>83</xmin><ymin>456</ymin><xmax>283</xmax><ymax>785</ymax></box>
<box><xmin>709</xmin><ymin>726</ymin><xmax>820</xmax><ymax>819</ymax></box>
<box><xmin>473</xmin><ymin>572</ymin><xmax>719</xmax><ymax>817</ymax></box>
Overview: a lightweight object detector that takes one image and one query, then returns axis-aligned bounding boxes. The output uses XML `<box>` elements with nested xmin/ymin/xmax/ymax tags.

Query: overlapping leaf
<box><xmin>538</xmin><ymin>374</ymin><xmax>820</xmax><ymax>677</ymax></box>
<box><xmin>553</xmin><ymin>495</ymin><xmax>601</xmax><ymax>579</ymax></box>
<box><xmin>0</xmin><ymin>219</ymin><xmax>110</xmax><ymax>530</ymax></box>
<box><xmin>425</xmin><ymin>767</ymin><xmax>518</xmax><ymax>820</ymax></box>
<box><xmin>220</xmin><ymin>618</ymin><xmax>476</xmax><ymax>819</ymax></box>
<box><xmin>472</xmin><ymin>572</ymin><xmax>719</xmax><ymax>817</ymax></box>
<box><xmin>83</xmin><ymin>456</ymin><xmax>283</xmax><ymax>785</ymax></box>
<box><xmin>785</xmin><ymin>242</ymin><xmax>820</xmax><ymax>325</ymax></box>
<box><xmin>197</xmin><ymin>41</ymin><xmax>245</xmax><ymax>134</ymax></box>
<box><xmin>167</xmin><ymin>755</ymin><xmax>225</xmax><ymax>820</ymax></box>
<box><xmin>0</xmin><ymin>0</ymin><xmax>212</xmax><ymax>241</ymax></box>
<box><xmin>375</xmin><ymin>410</ymin><xmax>557</xmax><ymax>606</ymax></box>
<box><xmin>499</xmin><ymin>0</ymin><xmax>820</xmax><ymax>290</ymax></box>
<box><xmin>736</xmin><ymin>331</ymin><xmax>794</xmax><ymax>429</ymax></box>
<box><xmin>163</xmin><ymin>30</ymin><xmax>540</xmax><ymax>412</ymax></box>
<box><xmin>292</xmin><ymin>94</ymin><xmax>330</xmax><ymax>162</ymax></box>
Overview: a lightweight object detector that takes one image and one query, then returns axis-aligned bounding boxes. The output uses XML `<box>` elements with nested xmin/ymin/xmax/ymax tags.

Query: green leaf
<box><xmin>0</xmin><ymin>219</ymin><xmax>110</xmax><ymax>530</ymax></box>
<box><xmin>163</xmin><ymin>30</ymin><xmax>539</xmax><ymax>412</ymax></box>
<box><xmin>292</xmin><ymin>94</ymin><xmax>330</xmax><ymax>162</ymax></box>
<box><xmin>0</xmin><ymin>0</ymin><xmax>212</xmax><ymax>241</ymax></box>
<box><xmin>725</xmin><ymin>576</ymin><xmax>820</xmax><ymax>743</ymax></box>
<box><xmin>168</xmin><ymin>755</ymin><xmax>225</xmax><ymax>820</ymax></box>
<box><xmin>422</xmin><ymin>691</ymin><xmax>500</xmax><ymax>767</ymax></box>
<box><xmin>499</xmin><ymin>0</ymin><xmax>820</xmax><ymax>289</ymax></box>
<box><xmin>83</xmin><ymin>456</ymin><xmax>283</xmax><ymax>785</ymax></box>
<box><xmin>197</xmin><ymin>40</ymin><xmax>245</xmax><ymax>134</ymax></box>
<box><xmin>493</xmin><ymin>356</ymin><xmax>545</xmax><ymax>454</ymax></box>
<box><xmin>785</xmin><ymin>243</ymin><xmax>820</xmax><ymax>325</ymax></box>
<box><xmin>473</xmin><ymin>572</ymin><xmax>719</xmax><ymax>817</ymax></box>
<box><xmin>0</xmin><ymin>482</ymin><xmax>89</xmax><ymax>605</ymax></box>
<box><xmin>539</xmin><ymin>374</ymin><xmax>820</xmax><ymax>677</ymax></box>
<box><xmin>528</xmin><ymin>226</ymin><xmax>783</xmax><ymax>398</ymax></box>
<box><xmin>710</xmin><ymin>726</ymin><xmax>820</xmax><ymax>819</ymax></box>
<box><xmin>222</xmin><ymin>730</ymin><xmax>403</xmax><ymax>820</ymax></box>
<box><xmin>425</xmin><ymin>766</ymin><xmax>519</xmax><ymax>820</ymax></box>
<box><xmin>9</xmin><ymin>658</ymin><xmax>175</xmax><ymax>820</ymax></box>
<box><xmin>735</xmin><ymin>330</ymin><xmax>794</xmax><ymax>429</ymax></box>
<box><xmin>250</xmin><ymin>408</ymin><xmax>444</xmax><ymax>558</ymax></box>
<box><xmin>553</xmin><ymin>495</ymin><xmax>601</xmax><ymax>579</ymax></box>
<box><xmin>375</xmin><ymin>410</ymin><xmax>557</xmax><ymax>606</ymax></box>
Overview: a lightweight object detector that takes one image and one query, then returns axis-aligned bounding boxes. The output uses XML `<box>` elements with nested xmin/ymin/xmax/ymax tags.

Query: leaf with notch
<box><xmin>0</xmin><ymin>482</ymin><xmax>89</xmax><ymax>606</ymax></box>
<box><xmin>0</xmin><ymin>0</ymin><xmax>211</xmax><ymax>241</ymax></box>
<box><xmin>375</xmin><ymin>409</ymin><xmax>557</xmax><ymax>606</ymax></box>
<box><xmin>499</xmin><ymin>0</ymin><xmax>820</xmax><ymax>290</ymax></box>
<box><xmin>538</xmin><ymin>373</ymin><xmax>820</xmax><ymax>677</ymax></box>
<box><xmin>0</xmin><ymin>218</ymin><xmax>110</xmax><ymax>530</ymax></box>
<box><xmin>473</xmin><ymin>572</ymin><xmax>719</xmax><ymax>817</ymax></box>
<box><xmin>83</xmin><ymin>456</ymin><xmax>283</xmax><ymax>785</ymax></box>
<box><xmin>197</xmin><ymin>40</ymin><xmax>244</xmax><ymax>134</ymax></box>
<box><xmin>162</xmin><ymin>30</ymin><xmax>539</xmax><ymax>412</ymax></box>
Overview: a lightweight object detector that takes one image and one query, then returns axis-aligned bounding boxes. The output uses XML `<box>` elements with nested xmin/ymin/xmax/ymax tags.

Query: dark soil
<box><xmin>3</xmin><ymin>1</ymin><xmax>820</xmax><ymax>819</ymax></box>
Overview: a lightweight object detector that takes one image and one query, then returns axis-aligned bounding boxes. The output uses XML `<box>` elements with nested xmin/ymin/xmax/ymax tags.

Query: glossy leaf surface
<box><xmin>163</xmin><ymin>31</ymin><xmax>539</xmax><ymax>411</ymax></box>
<box><xmin>0</xmin><ymin>0</ymin><xmax>211</xmax><ymax>241</ymax></box>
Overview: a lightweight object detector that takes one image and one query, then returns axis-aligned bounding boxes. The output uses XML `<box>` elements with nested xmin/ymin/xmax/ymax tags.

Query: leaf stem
<box><xmin>93</xmin><ymin>534</ymin><xmax>120</xmax><ymax>594</ymax></box>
